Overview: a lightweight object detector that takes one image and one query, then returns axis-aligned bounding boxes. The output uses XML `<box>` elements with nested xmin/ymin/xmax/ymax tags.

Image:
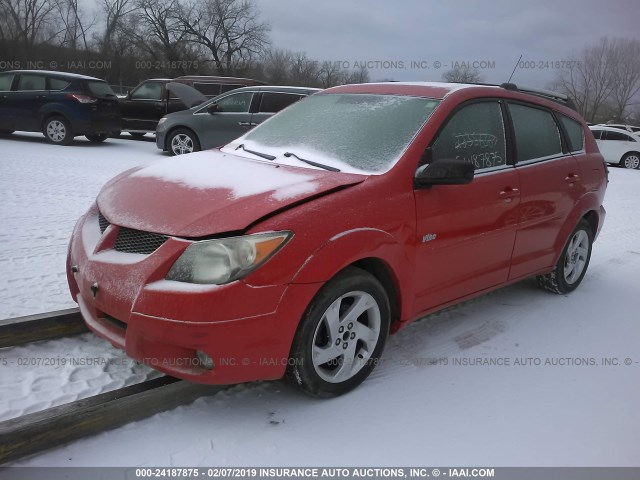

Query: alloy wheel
<box><xmin>564</xmin><ymin>230</ymin><xmax>589</xmax><ymax>284</ymax></box>
<box><xmin>171</xmin><ymin>134</ymin><xmax>194</xmax><ymax>155</ymax></box>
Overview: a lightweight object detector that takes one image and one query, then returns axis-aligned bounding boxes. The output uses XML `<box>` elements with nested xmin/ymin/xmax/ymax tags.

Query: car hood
<box><xmin>97</xmin><ymin>150</ymin><xmax>367</xmax><ymax>237</ymax></box>
<box><xmin>166</xmin><ymin>82</ymin><xmax>208</xmax><ymax>108</ymax></box>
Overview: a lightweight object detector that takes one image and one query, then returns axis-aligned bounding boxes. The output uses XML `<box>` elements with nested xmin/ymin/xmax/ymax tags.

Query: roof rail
<box><xmin>499</xmin><ymin>83</ymin><xmax>577</xmax><ymax>110</ymax></box>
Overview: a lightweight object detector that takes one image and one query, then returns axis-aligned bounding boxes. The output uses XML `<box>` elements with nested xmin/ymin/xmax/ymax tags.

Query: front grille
<box><xmin>98</xmin><ymin>212</ymin><xmax>110</xmax><ymax>234</ymax></box>
<box><xmin>114</xmin><ymin>227</ymin><xmax>168</xmax><ymax>254</ymax></box>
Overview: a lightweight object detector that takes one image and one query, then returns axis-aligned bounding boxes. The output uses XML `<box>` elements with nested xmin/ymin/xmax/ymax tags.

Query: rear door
<box><xmin>413</xmin><ymin>100</ymin><xmax>521</xmax><ymax>313</ymax></box>
<box><xmin>0</xmin><ymin>72</ymin><xmax>17</xmax><ymax>131</ymax></box>
<box><xmin>508</xmin><ymin>102</ymin><xmax>582</xmax><ymax>279</ymax></box>
<box><xmin>251</xmin><ymin>92</ymin><xmax>305</xmax><ymax>127</ymax></box>
<box><xmin>12</xmin><ymin>73</ymin><xmax>49</xmax><ymax>131</ymax></box>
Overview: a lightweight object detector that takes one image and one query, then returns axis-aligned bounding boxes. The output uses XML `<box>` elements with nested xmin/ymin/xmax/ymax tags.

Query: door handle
<box><xmin>238</xmin><ymin>121</ymin><xmax>251</xmax><ymax>127</ymax></box>
<box><xmin>499</xmin><ymin>187</ymin><xmax>520</xmax><ymax>202</ymax></box>
<box><xmin>564</xmin><ymin>174</ymin><xmax>580</xmax><ymax>183</ymax></box>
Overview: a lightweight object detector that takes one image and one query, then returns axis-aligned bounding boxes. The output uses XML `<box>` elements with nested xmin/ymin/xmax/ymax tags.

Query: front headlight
<box><xmin>166</xmin><ymin>231</ymin><xmax>292</xmax><ymax>284</ymax></box>
<box><xmin>157</xmin><ymin>117</ymin><xmax>167</xmax><ymax>129</ymax></box>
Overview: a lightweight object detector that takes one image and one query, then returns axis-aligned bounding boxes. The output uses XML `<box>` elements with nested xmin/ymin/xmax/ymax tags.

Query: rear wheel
<box><xmin>168</xmin><ymin>128</ymin><xmax>200</xmax><ymax>156</ymax></box>
<box><xmin>43</xmin><ymin>116</ymin><xmax>73</xmax><ymax>145</ymax></box>
<box><xmin>620</xmin><ymin>153</ymin><xmax>640</xmax><ymax>169</ymax></box>
<box><xmin>537</xmin><ymin>219</ymin><xmax>593</xmax><ymax>294</ymax></box>
<box><xmin>286</xmin><ymin>267</ymin><xmax>390</xmax><ymax>398</ymax></box>
<box><xmin>86</xmin><ymin>133</ymin><xmax>108</xmax><ymax>143</ymax></box>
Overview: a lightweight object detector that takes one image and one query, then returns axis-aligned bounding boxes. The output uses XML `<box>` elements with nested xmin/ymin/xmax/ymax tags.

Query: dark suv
<box><xmin>0</xmin><ymin>70</ymin><xmax>120</xmax><ymax>145</ymax></box>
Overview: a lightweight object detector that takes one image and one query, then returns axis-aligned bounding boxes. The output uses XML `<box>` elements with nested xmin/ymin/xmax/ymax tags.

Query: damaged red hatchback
<box><xmin>67</xmin><ymin>82</ymin><xmax>607</xmax><ymax>397</ymax></box>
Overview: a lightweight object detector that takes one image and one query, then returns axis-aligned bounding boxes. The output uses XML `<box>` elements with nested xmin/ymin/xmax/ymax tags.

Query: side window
<box><xmin>259</xmin><ymin>93</ymin><xmax>303</xmax><ymax>113</ymax></box>
<box><xmin>0</xmin><ymin>73</ymin><xmax>15</xmax><ymax>91</ymax></box>
<box><xmin>604</xmin><ymin>130</ymin><xmax>634</xmax><ymax>142</ymax></box>
<box><xmin>509</xmin><ymin>103</ymin><xmax>562</xmax><ymax>162</ymax></box>
<box><xmin>194</xmin><ymin>83</ymin><xmax>222</xmax><ymax>97</ymax></box>
<box><xmin>558</xmin><ymin>114</ymin><xmax>584</xmax><ymax>152</ymax></box>
<box><xmin>431</xmin><ymin>102</ymin><xmax>507</xmax><ymax>171</ymax></box>
<box><xmin>590</xmin><ymin>129</ymin><xmax>602</xmax><ymax>140</ymax></box>
<box><xmin>49</xmin><ymin>78</ymin><xmax>71</xmax><ymax>91</ymax></box>
<box><xmin>17</xmin><ymin>74</ymin><xmax>46</xmax><ymax>91</ymax></box>
<box><xmin>131</xmin><ymin>82</ymin><xmax>163</xmax><ymax>100</ymax></box>
<box><xmin>216</xmin><ymin>92</ymin><xmax>253</xmax><ymax>113</ymax></box>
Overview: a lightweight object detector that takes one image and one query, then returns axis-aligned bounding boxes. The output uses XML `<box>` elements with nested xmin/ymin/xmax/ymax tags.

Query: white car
<box><xmin>589</xmin><ymin>126</ymin><xmax>640</xmax><ymax>169</ymax></box>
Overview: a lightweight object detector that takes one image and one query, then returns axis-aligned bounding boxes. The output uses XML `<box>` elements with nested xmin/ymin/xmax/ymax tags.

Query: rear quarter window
<box><xmin>49</xmin><ymin>78</ymin><xmax>71</xmax><ymax>91</ymax></box>
<box><xmin>559</xmin><ymin>115</ymin><xmax>584</xmax><ymax>152</ymax></box>
<box><xmin>509</xmin><ymin>103</ymin><xmax>562</xmax><ymax>162</ymax></box>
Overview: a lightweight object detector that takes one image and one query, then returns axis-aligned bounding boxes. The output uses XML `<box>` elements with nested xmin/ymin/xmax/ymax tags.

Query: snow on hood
<box><xmin>97</xmin><ymin>150</ymin><xmax>366</xmax><ymax>237</ymax></box>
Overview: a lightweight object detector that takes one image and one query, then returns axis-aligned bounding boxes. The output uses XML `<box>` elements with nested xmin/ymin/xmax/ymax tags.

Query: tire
<box><xmin>537</xmin><ymin>219</ymin><xmax>593</xmax><ymax>294</ymax></box>
<box><xmin>620</xmin><ymin>152</ymin><xmax>640</xmax><ymax>169</ymax></box>
<box><xmin>85</xmin><ymin>133</ymin><xmax>108</xmax><ymax>143</ymax></box>
<box><xmin>286</xmin><ymin>267</ymin><xmax>390</xmax><ymax>398</ymax></box>
<box><xmin>109</xmin><ymin>131</ymin><xmax>121</xmax><ymax>138</ymax></box>
<box><xmin>0</xmin><ymin>130</ymin><xmax>13</xmax><ymax>135</ymax></box>
<box><xmin>43</xmin><ymin>116</ymin><xmax>73</xmax><ymax>145</ymax></box>
<box><xmin>129</xmin><ymin>132</ymin><xmax>146</xmax><ymax>138</ymax></box>
<box><xmin>168</xmin><ymin>128</ymin><xmax>200</xmax><ymax>156</ymax></box>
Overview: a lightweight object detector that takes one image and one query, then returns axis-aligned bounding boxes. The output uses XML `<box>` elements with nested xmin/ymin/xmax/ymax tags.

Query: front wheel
<box><xmin>286</xmin><ymin>267</ymin><xmax>390</xmax><ymax>398</ymax></box>
<box><xmin>168</xmin><ymin>128</ymin><xmax>200</xmax><ymax>156</ymax></box>
<box><xmin>43</xmin><ymin>116</ymin><xmax>73</xmax><ymax>145</ymax></box>
<box><xmin>86</xmin><ymin>133</ymin><xmax>108</xmax><ymax>143</ymax></box>
<box><xmin>537</xmin><ymin>219</ymin><xmax>593</xmax><ymax>294</ymax></box>
<box><xmin>620</xmin><ymin>153</ymin><xmax>640</xmax><ymax>169</ymax></box>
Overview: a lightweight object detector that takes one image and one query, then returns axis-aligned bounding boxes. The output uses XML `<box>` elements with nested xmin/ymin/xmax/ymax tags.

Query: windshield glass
<box><xmin>225</xmin><ymin>94</ymin><xmax>440</xmax><ymax>173</ymax></box>
<box><xmin>85</xmin><ymin>80</ymin><xmax>116</xmax><ymax>97</ymax></box>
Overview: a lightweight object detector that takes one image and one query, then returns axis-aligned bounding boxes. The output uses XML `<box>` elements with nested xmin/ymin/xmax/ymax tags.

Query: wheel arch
<box><xmin>164</xmin><ymin>125</ymin><xmax>200</xmax><ymax>151</ymax></box>
<box><xmin>290</xmin><ymin>228</ymin><xmax>414</xmax><ymax>330</ymax></box>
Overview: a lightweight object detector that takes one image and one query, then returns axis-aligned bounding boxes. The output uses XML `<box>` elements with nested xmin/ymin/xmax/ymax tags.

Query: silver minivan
<box><xmin>156</xmin><ymin>85</ymin><xmax>320</xmax><ymax>155</ymax></box>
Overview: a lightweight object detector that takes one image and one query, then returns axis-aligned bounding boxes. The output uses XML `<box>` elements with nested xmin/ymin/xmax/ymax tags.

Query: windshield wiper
<box><xmin>235</xmin><ymin>144</ymin><xmax>276</xmax><ymax>161</ymax></box>
<box><xmin>284</xmin><ymin>152</ymin><xmax>341</xmax><ymax>172</ymax></box>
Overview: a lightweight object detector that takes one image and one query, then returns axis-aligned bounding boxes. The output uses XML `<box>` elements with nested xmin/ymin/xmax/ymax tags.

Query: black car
<box><xmin>0</xmin><ymin>70</ymin><xmax>120</xmax><ymax>145</ymax></box>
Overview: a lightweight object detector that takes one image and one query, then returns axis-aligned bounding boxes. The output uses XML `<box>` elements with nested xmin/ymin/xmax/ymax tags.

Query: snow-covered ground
<box><xmin>0</xmin><ymin>133</ymin><xmax>638</xmax><ymax>466</ymax></box>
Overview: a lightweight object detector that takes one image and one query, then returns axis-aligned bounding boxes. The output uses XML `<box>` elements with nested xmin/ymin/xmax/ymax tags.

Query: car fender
<box><xmin>39</xmin><ymin>102</ymin><xmax>75</xmax><ymax>124</ymax></box>
<box><xmin>290</xmin><ymin>227</ymin><xmax>415</xmax><ymax>322</ymax></box>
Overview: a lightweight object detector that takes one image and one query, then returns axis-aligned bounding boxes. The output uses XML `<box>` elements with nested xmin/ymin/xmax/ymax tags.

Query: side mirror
<box><xmin>207</xmin><ymin>103</ymin><xmax>220</xmax><ymax>114</ymax></box>
<box><xmin>414</xmin><ymin>158</ymin><xmax>475</xmax><ymax>187</ymax></box>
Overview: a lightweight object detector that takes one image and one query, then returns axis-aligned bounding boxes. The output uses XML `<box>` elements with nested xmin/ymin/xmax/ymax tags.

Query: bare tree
<box><xmin>607</xmin><ymin>38</ymin><xmax>640</xmax><ymax>122</ymax></box>
<box><xmin>343</xmin><ymin>66</ymin><xmax>370</xmax><ymax>84</ymax></box>
<box><xmin>289</xmin><ymin>51</ymin><xmax>320</xmax><ymax>86</ymax></box>
<box><xmin>53</xmin><ymin>0</ymin><xmax>93</xmax><ymax>51</ymax></box>
<box><xmin>97</xmin><ymin>0</ymin><xmax>135</xmax><ymax>54</ymax></box>
<box><xmin>262</xmin><ymin>48</ymin><xmax>292</xmax><ymax>84</ymax></box>
<box><xmin>0</xmin><ymin>0</ymin><xmax>56</xmax><ymax>57</ymax></box>
<box><xmin>442</xmin><ymin>64</ymin><xmax>484</xmax><ymax>83</ymax></box>
<box><xmin>318</xmin><ymin>60</ymin><xmax>343</xmax><ymax>87</ymax></box>
<box><xmin>553</xmin><ymin>38</ymin><xmax>617</xmax><ymax>122</ymax></box>
<box><xmin>178</xmin><ymin>0</ymin><xmax>270</xmax><ymax>74</ymax></box>
<box><xmin>133</xmin><ymin>0</ymin><xmax>188</xmax><ymax>64</ymax></box>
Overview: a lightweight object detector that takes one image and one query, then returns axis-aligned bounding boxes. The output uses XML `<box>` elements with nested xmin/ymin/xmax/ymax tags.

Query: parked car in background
<box><xmin>596</xmin><ymin>123</ymin><xmax>640</xmax><ymax>134</ymax></box>
<box><xmin>0</xmin><ymin>70</ymin><xmax>120</xmax><ymax>145</ymax></box>
<box><xmin>68</xmin><ymin>82</ymin><xmax>606</xmax><ymax>397</ymax></box>
<box><xmin>118</xmin><ymin>76</ymin><xmax>265</xmax><ymax>136</ymax></box>
<box><xmin>156</xmin><ymin>85</ymin><xmax>321</xmax><ymax>155</ymax></box>
<box><xmin>590</xmin><ymin>125</ymin><xmax>640</xmax><ymax>169</ymax></box>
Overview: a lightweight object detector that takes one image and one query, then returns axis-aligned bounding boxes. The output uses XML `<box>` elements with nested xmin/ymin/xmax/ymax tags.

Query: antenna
<box><xmin>507</xmin><ymin>54</ymin><xmax>523</xmax><ymax>84</ymax></box>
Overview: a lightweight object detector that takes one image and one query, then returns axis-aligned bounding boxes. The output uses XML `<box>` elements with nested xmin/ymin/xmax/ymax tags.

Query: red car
<box><xmin>67</xmin><ymin>82</ymin><xmax>607</xmax><ymax>397</ymax></box>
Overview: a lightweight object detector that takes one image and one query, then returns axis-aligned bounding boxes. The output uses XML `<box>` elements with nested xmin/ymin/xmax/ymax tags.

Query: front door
<box><xmin>413</xmin><ymin>101</ymin><xmax>520</xmax><ymax>314</ymax></box>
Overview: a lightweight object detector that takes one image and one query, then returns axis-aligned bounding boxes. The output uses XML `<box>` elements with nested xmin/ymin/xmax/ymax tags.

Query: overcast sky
<box><xmin>258</xmin><ymin>0</ymin><xmax>639</xmax><ymax>88</ymax></box>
